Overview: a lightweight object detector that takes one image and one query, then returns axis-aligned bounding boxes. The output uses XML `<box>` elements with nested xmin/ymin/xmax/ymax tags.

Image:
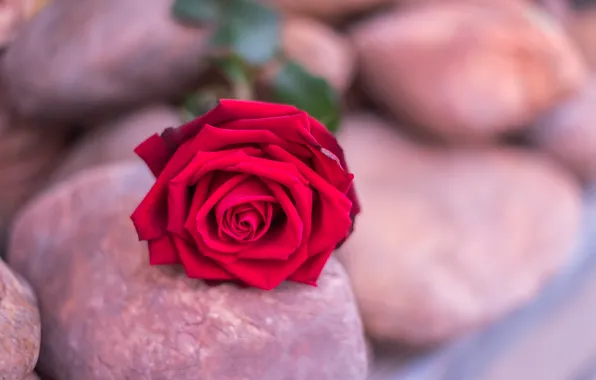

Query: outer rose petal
<box><xmin>263</xmin><ymin>144</ymin><xmax>352</xmax><ymax>254</ymax></box>
<box><xmin>131</xmin><ymin>132</ymin><xmax>212</xmax><ymax>240</ymax></box>
<box><xmin>164</xmin><ymin>99</ymin><xmax>302</xmax><ymax>148</ymax></box>
<box><xmin>173</xmin><ymin>237</ymin><xmax>235</xmax><ymax>280</ymax></box>
<box><xmin>148</xmin><ymin>235</ymin><xmax>181</xmax><ymax>265</ymax></box>
<box><xmin>215</xmin><ymin>113</ymin><xmax>318</xmax><ymax>147</ymax></box>
<box><xmin>308</xmin><ymin>116</ymin><xmax>361</xmax><ymax>220</ymax></box>
<box><xmin>288</xmin><ymin>248</ymin><xmax>334</xmax><ymax>286</ymax></box>
<box><xmin>193</xmin><ymin>124</ymin><xmax>314</xmax><ymax>162</ymax></box>
<box><xmin>133</xmin><ymin>99</ymin><xmax>301</xmax><ymax>176</ymax></box>
<box><xmin>134</xmin><ymin>134</ymin><xmax>175</xmax><ymax>177</ymax></box>
<box><xmin>222</xmin><ymin>244</ymin><xmax>310</xmax><ymax>290</ymax></box>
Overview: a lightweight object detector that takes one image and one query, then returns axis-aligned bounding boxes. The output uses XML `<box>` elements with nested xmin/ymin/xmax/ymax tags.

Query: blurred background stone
<box><xmin>0</xmin><ymin>87</ymin><xmax>66</xmax><ymax>256</ymax></box>
<box><xmin>282</xmin><ymin>17</ymin><xmax>355</xmax><ymax>92</ymax></box>
<box><xmin>8</xmin><ymin>163</ymin><xmax>369</xmax><ymax>380</ymax></box>
<box><xmin>51</xmin><ymin>105</ymin><xmax>181</xmax><ymax>183</ymax></box>
<box><xmin>350</xmin><ymin>1</ymin><xmax>586</xmax><ymax>142</ymax></box>
<box><xmin>566</xmin><ymin>5</ymin><xmax>596</xmax><ymax>69</ymax></box>
<box><xmin>21</xmin><ymin>373</ymin><xmax>40</xmax><ymax>380</ymax></box>
<box><xmin>0</xmin><ymin>0</ymin><xmax>45</xmax><ymax>49</ymax></box>
<box><xmin>337</xmin><ymin>114</ymin><xmax>582</xmax><ymax>346</ymax></box>
<box><xmin>529</xmin><ymin>78</ymin><xmax>596</xmax><ymax>184</ymax></box>
<box><xmin>0</xmin><ymin>259</ymin><xmax>41</xmax><ymax>380</ymax></box>
<box><xmin>2</xmin><ymin>0</ymin><xmax>210</xmax><ymax>124</ymax></box>
<box><xmin>264</xmin><ymin>0</ymin><xmax>389</xmax><ymax>21</ymax></box>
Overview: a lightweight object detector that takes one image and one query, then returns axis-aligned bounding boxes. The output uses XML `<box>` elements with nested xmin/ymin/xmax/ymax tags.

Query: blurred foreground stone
<box><xmin>2</xmin><ymin>0</ymin><xmax>210</xmax><ymax>124</ymax></box>
<box><xmin>7</xmin><ymin>163</ymin><xmax>369</xmax><ymax>380</ymax></box>
<box><xmin>52</xmin><ymin>105</ymin><xmax>181</xmax><ymax>182</ymax></box>
<box><xmin>530</xmin><ymin>78</ymin><xmax>596</xmax><ymax>184</ymax></box>
<box><xmin>0</xmin><ymin>259</ymin><xmax>41</xmax><ymax>380</ymax></box>
<box><xmin>351</xmin><ymin>1</ymin><xmax>585</xmax><ymax>142</ymax></box>
<box><xmin>337</xmin><ymin>114</ymin><xmax>582</xmax><ymax>346</ymax></box>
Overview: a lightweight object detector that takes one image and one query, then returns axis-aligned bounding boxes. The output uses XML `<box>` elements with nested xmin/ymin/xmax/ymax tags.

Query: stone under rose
<box><xmin>130</xmin><ymin>100</ymin><xmax>360</xmax><ymax>290</ymax></box>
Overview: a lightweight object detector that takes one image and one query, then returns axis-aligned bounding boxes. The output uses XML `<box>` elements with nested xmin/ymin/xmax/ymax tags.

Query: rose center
<box><xmin>219</xmin><ymin>201</ymin><xmax>280</xmax><ymax>242</ymax></box>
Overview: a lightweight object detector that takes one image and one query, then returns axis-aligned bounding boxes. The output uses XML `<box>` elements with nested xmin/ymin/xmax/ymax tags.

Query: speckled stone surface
<box><xmin>0</xmin><ymin>259</ymin><xmax>40</xmax><ymax>380</ymax></box>
<box><xmin>7</xmin><ymin>163</ymin><xmax>369</xmax><ymax>380</ymax></box>
<box><xmin>20</xmin><ymin>373</ymin><xmax>40</xmax><ymax>380</ymax></box>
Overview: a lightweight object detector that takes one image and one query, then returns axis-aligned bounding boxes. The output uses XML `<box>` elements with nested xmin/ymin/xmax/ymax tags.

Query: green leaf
<box><xmin>271</xmin><ymin>61</ymin><xmax>341</xmax><ymax>133</ymax></box>
<box><xmin>212</xmin><ymin>0</ymin><xmax>280</xmax><ymax>64</ymax></box>
<box><xmin>172</xmin><ymin>0</ymin><xmax>219</xmax><ymax>24</ymax></box>
<box><xmin>212</xmin><ymin>54</ymin><xmax>255</xmax><ymax>100</ymax></box>
<box><xmin>180</xmin><ymin>91</ymin><xmax>220</xmax><ymax>122</ymax></box>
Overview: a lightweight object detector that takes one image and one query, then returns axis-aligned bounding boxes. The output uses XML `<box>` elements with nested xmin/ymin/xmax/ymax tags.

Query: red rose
<box><xmin>130</xmin><ymin>99</ymin><xmax>360</xmax><ymax>290</ymax></box>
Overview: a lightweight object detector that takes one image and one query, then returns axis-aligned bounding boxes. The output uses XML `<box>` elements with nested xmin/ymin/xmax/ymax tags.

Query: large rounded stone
<box><xmin>52</xmin><ymin>105</ymin><xmax>181</xmax><ymax>182</ymax></box>
<box><xmin>7</xmin><ymin>163</ymin><xmax>369</xmax><ymax>380</ymax></box>
<box><xmin>350</xmin><ymin>1</ymin><xmax>586</xmax><ymax>142</ymax></box>
<box><xmin>530</xmin><ymin>78</ymin><xmax>596</xmax><ymax>183</ymax></box>
<box><xmin>0</xmin><ymin>259</ymin><xmax>41</xmax><ymax>380</ymax></box>
<box><xmin>2</xmin><ymin>0</ymin><xmax>210</xmax><ymax>124</ymax></box>
<box><xmin>337</xmin><ymin>114</ymin><xmax>582</xmax><ymax>346</ymax></box>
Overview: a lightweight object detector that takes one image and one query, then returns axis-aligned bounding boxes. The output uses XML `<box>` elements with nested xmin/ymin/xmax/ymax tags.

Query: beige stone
<box><xmin>7</xmin><ymin>163</ymin><xmax>369</xmax><ymax>380</ymax></box>
<box><xmin>530</xmin><ymin>77</ymin><xmax>596</xmax><ymax>183</ymax></box>
<box><xmin>337</xmin><ymin>114</ymin><xmax>582</xmax><ymax>346</ymax></box>
<box><xmin>350</xmin><ymin>1</ymin><xmax>586</xmax><ymax>141</ymax></box>
<box><xmin>52</xmin><ymin>105</ymin><xmax>181</xmax><ymax>182</ymax></box>
<box><xmin>0</xmin><ymin>259</ymin><xmax>41</xmax><ymax>380</ymax></box>
<box><xmin>2</xmin><ymin>0</ymin><xmax>210</xmax><ymax>123</ymax></box>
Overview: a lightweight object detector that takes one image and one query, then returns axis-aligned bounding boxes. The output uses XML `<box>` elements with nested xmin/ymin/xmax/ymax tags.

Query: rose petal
<box><xmin>310</xmin><ymin>147</ymin><xmax>352</xmax><ymax>193</ymax></box>
<box><xmin>131</xmin><ymin>134</ymin><xmax>211</xmax><ymax>240</ymax></box>
<box><xmin>214</xmin><ymin>178</ymin><xmax>277</xmax><ymax>242</ymax></box>
<box><xmin>147</xmin><ymin>235</ymin><xmax>181</xmax><ymax>265</ymax></box>
<box><xmin>134</xmin><ymin>134</ymin><xmax>175</xmax><ymax>177</ymax></box>
<box><xmin>221</xmin><ymin>244</ymin><xmax>310</xmax><ymax>290</ymax></box>
<box><xmin>288</xmin><ymin>248</ymin><xmax>334</xmax><ymax>286</ymax></box>
<box><xmin>308</xmin><ymin>116</ymin><xmax>349</xmax><ymax>172</ymax></box>
<box><xmin>170</xmin><ymin>147</ymin><xmax>264</xmax><ymax>187</ymax></box>
<box><xmin>221</xmin><ymin>204</ymin><xmax>259</xmax><ymax>241</ymax></box>
<box><xmin>193</xmin><ymin>173</ymin><xmax>251</xmax><ymax>256</ymax></box>
<box><xmin>212</xmin><ymin>113</ymin><xmax>319</xmax><ymax>147</ymax></box>
<box><xmin>173</xmin><ymin>237</ymin><xmax>234</xmax><ymax>280</ymax></box>
<box><xmin>214</xmin><ymin>176</ymin><xmax>276</xmax><ymax>216</ymax></box>
<box><xmin>236</xmin><ymin>179</ymin><xmax>308</xmax><ymax>261</ymax></box>
<box><xmin>166</xmin><ymin>99</ymin><xmax>302</xmax><ymax>148</ymax></box>
<box><xmin>166</xmin><ymin>181</ymin><xmax>192</xmax><ymax>239</ymax></box>
<box><xmin>263</xmin><ymin>144</ymin><xmax>352</xmax><ymax>254</ymax></box>
<box><xmin>308</xmin><ymin>116</ymin><xmax>361</xmax><ymax>219</ymax></box>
